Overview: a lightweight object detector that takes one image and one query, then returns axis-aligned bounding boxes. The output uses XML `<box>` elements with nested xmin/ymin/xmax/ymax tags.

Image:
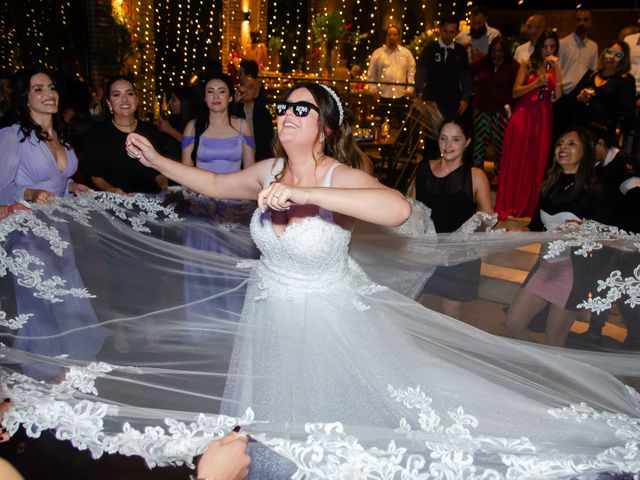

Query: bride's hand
<box><xmin>258</xmin><ymin>183</ymin><xmax>309</xmax><ymax>212</ymax></box>
<box><xmin>126</xmin><ymin>133</ymin><xmax>159</xmax><ymax>168</ymax></box>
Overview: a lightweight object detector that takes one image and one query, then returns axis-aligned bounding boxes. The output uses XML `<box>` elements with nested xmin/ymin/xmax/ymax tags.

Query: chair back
<box><xmin>382</xmin><ymin>100</ymin><xmax>442</xmax><ymax>193</ymax></box>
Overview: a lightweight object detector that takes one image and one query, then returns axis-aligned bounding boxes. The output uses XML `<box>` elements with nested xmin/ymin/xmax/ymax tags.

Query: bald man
<box><xmin>514</xmin><ymin>15</ymin><xmax>546</xmax><ymax>63</ymax></box>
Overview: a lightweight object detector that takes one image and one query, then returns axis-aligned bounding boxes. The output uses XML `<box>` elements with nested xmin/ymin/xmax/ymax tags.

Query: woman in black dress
<box><xmin>86</xmin><ymin>75</ymin><xmax>167</xmax><ymax>194</ymax></box>
<box><xmin>413</xmin><ymin>116</ymin><xmax>493</xmax><ymax>319</ymax></box>
<box><xmin>574</xmin><ymin>40</ymin><xmax>635</xmax><ymax>136</ymax></box>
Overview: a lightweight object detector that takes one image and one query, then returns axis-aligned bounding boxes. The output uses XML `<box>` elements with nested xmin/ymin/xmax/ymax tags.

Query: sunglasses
<box><xmin>275</xmin><ymin>101</ymin><xmax>319</xmax><ymax>117</ymax></box>
<box><xmin>603</xmin><ymin>48</ymin><xmax>624</xmax><ymax>60</ymax></box>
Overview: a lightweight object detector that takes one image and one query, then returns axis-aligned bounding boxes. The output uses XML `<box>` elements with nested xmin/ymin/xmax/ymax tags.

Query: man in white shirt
<box><xmin>624</xmin><ymin>29</ymin><xmax>640</xmax><ymax>95</ymax></box>
<box><xmin>554</xmin><ymin>9</ymin><xmax>599</xmax><ymax>140</ymax></box>
<box><xmin>367</xmin><ymin>25</ymin><xmax>416</xmax><ymax>99</ymax></box>
<box><xmin>623</xmin><ymin>23</ymin><xmax>640</xmax><ymax>155</ymax></box>
<box><xmin>514</xmin><ymin>15</ymin><xmax>546</xmax><ymax>64</ymax></box>
<box><xmin>559</xmin><ymin>9</ymin><xmax>598</xmax><ymax>97</ymax></box>
<box><xmin>456</xmin><ymin>6</ymin><xmax>501</xmax><ymax>62</ymax></box>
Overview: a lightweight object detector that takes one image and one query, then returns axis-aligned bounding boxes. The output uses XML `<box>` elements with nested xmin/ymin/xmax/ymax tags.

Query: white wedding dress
<box><xmin>1</xmin><ymin>162</ymin><xmax>640</xmax><ymax>478</ymax></box>
<box><xmin>219</xmin><ymin>161</ymin><xmax>640</xmax><ymax>478</ymax></box>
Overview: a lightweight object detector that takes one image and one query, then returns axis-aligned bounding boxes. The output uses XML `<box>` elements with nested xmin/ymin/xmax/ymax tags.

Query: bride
<box><xmin>123</xmin><ymin>83</ymin><xmax>640</xmax><ymax>478</ymax></box>
<box><xmin>1</xmin><ymin>82</ymin><xmax>640</xmax><ymax>479</ymax></box>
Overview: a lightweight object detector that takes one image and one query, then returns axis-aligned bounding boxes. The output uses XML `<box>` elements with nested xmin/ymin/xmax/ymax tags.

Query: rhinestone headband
<box><xmin>319</xmin><ymin>84</ymin><xmax>344</xmax><ymax>126</ymax></box>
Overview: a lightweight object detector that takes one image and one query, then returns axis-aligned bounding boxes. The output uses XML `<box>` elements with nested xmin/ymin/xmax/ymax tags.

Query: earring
<box><xmin>319</xmin><ymin>133</ymin><xmax>325</xmax><ymax>143</ymax></box>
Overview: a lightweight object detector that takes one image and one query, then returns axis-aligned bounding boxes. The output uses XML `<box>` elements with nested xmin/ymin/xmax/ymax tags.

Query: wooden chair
<box><xmin>364</xmin><ymin>99</ymin><xmax>442</xmax><ymax>193</ymax></box>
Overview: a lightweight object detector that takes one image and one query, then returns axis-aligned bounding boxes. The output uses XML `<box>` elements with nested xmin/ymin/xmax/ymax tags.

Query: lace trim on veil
<box><xmin>1</xmin><ymin>194</ymin><xmax>640</xmax><ymax>476</ymax></box>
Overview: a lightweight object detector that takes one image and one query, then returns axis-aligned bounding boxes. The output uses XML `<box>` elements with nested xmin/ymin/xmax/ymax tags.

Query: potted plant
<box><xmin>267</xmin><ymin>36</ymin><xmax>282</xmax><ymax>72</ymax></box>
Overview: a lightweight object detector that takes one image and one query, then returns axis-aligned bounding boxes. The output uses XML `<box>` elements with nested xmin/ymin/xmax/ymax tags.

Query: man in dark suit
<box><xmin>415</xmin><ymin>17</ymin><xmax>471</xmax><ymax>160</ymax></box>
<box><xmin>415</xmin><ymin>16</ymin><xmax>471</xmax><ymax>119</ymax></box>
<box><xmin>569</xmin><ymin>123</ymin><xmax>640</xmax><ymax>350</ymax></box>
<box><xmin>235</xmin><ymin>74</ymin><xmax>274</xmax><ymax>161</ymax></box>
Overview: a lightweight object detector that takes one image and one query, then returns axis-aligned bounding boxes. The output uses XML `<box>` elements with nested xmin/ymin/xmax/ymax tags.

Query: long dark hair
<box><xmin>101</xmin><ymin>74</ymin><xmax>137</xmax><ymax>119</ymax></box>
<box><xmin>167</xmin><ymin>85</ymin><xmax>200</xmax><ymax>132</ymax></box>
<box><xmin>191</xmin><ymin>73</ymin><xmax>237</xmax><ymax>163</ymax></box>
<box><xmin>13</xmin><ymin>66</ymin><xmax>70</xmax><ymax>147</ymax></box>
<box><xmin>272</xmin><ymin>82</ymin><xmax>363</xmax><ymax>179</ymax></box>
<box><xmin>484</xmin><ymin>36</ymin><xmax>514</xmax><ymax>69</ymax></box>
<box><xmin>438</xmin><ymin>114</ymin><xmax>472</xmax><ymax>138</ymax></box>
<box><xmin>540</xmin><ymin>126</ymin><xmax>595</xmax><ymax>198</ymax></box>
<box><xmin>529</xmin><ymin>29</ymin><xmax>559</xmax><ymax>72</ymax></box>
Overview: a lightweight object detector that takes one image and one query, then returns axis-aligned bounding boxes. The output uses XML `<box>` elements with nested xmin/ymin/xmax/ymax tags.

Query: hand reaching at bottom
<box><xmin>125</xmin><ymin>133</ymin><xmax>160</xmax><ymax>168</ymax></box>
<box><xmin>196</xmin><ymin>431</ymin><xmax>250</xmax><ymax>480</ymax></box>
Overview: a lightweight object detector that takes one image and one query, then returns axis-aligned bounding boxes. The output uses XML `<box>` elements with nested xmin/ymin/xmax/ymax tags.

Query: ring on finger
<box><xmin>273</xmin><ymin>194</ymin><xmax>280</xmax><ymax>198</ymax></box>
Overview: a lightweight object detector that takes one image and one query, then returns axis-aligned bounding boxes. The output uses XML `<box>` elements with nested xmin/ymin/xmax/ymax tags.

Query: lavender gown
<box><xmin>179</xmin><ymin>131</ymin><xmax>257</xmax><ymax>344</ymax></box>
<box><xmin>0</xmin><ymin>124</ymin><xmax>107</xmax><ymax>380</ymax></box>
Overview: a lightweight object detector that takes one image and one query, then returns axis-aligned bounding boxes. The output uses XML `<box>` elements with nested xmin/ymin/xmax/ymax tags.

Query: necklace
<box><xmin>112</xmin><ymin>118</ymin><xmax>137</xmax><ymax>130</ymax></box>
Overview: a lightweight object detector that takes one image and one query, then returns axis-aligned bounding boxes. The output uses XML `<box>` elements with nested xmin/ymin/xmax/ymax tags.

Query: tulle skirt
<box><xmin>0</xmin><ymin>190</ymin><xmax>639</xmax><ymax>478</ymax></box>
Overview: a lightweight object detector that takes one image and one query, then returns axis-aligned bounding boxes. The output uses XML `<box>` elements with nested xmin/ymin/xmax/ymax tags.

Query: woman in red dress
<box><xmin>496</xmin><ymin>30</ymin><xmax>563</xmax><ymax>221</ymax></box>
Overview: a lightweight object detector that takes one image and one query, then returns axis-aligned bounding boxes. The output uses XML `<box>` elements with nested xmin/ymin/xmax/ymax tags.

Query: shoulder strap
<box><xmin>322</xmin><ymin>163</ymin><xmax>343</xmax><ymax>187</ymax></box>
<box><xmin>263</xmin><ymin>158</ymin><xmax>284</xmax><ymax>188</ymax></box>
<box><xmin>318</xmin><ymin>163</ymin><xmax>344</xmax><ymax>221</ymax></box>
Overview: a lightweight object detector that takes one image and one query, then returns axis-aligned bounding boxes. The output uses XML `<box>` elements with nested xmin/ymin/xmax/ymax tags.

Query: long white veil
<box><xmin>1</xmin><ymin>190</ymin><xmax>639</xmax><ymax>477</ymax></box>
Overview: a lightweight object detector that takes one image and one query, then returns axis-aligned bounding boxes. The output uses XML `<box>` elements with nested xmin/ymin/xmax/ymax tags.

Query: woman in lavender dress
<box><xmin>179</xmin><ymin>73</ymin><xmax>256</xmax><ymax>343</ymax></box>
<box><xmin>0</xmin><ymin>67</ymin><xmax>106</xmax><ymax>380</ymax></box>
<box><xmin>181</xmin><ymin>72</ymin><xmax>254</xmax><ymax>172</ymax></box>
<box><xmin>0</xmin><ymin>67</ymin><xmax>88</xmax><ymax>204</ymax></box>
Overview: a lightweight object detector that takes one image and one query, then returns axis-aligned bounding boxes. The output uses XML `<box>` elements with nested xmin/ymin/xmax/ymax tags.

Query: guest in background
<box><xmin>587</xmin><ymin>123</ymin><xmax>640</xmax><ymax>233</ymax></box>
<box><xmin>413</xmin><ymin>116</ymin><xmax>493</xmax><ymax>319</ymax></box>
<box><xmin>243</xmin><ymin>31</ymin><xmax>269</xmax><ymax>71</ymax></box>
<box><xmin>470</xmin><ymin>36</ymin><xmax>519</xmax><ymax>174</ymax></box>
<box><xmin>565</xmin><ymin>122</ymin><xmax>640</xmax><ymax>350</ymax></box>
<box><xmin>235</xmin><ymin>74</ymin><xmax>274</xmax><ymax>161</ymax></box>
<box><xmin>416</xmin><ymin>17</ymin><xmax>471</xmax><ymax>161</ymax></box>
<box><xmin>503</xmin><ymin>127</ymin><xmax>609</xmax><ymax>347</ymax></box>
<box><xmin>227</xmin><ymin>40</ymin><xmax>241</xmax><ymax>86</ymax></box>
<box><xmin>496</xmin><ymin>30</ymin><xmax>562</xmax><ymax>221</ymax></box>
<box><xmin>624</xmin><ymin>22</ymin><xmax>640</xmax><ymax>92</ymax></box>
<box><xmin>514</xmin><ymin>15</ymin><xmax>546</xmax><ymax>64</ymax></box>
<box><xmin>60</xmin><ymin>76</ymin><xmax>96</xmax><ymax>186</ymax></box>
<box><xmin>155</xmin><ymin>85</ymin><xmax>200</xmax><ymax>160</ymax></box>
<box><xmin>182</xmin><ymin>73</ymin><xmax>254</xmax><ymax>172</ymax></box>
<box><xmin>574</xmin><ymin>41</ymin><xmax>635</xmax><ymax>139</ymax></box>
<box><xmin>456</xmin><ymin>5</ymin><xmax>501</xmax><ymax>62</ymax></box>
<box><xmin>623</xmin><ymin>20</ymin><xmax>640</xmax><ymax>155</ymax></box>
<box><xmin>416</xmin><ymin>17</ymin><xmax>471</xmax><ymax>119</ymax></box>
<box><xmin>555</xmin><ymin>8</ymin><xmax>598</xmax><ymax>139</ymax></box>
<box><xmin>367</xmin><ymin>25</ymin><xmax>416</xmax><ymax>100</ymax></box>
<box><xmin>0</xmin><ymin>69</ymin><xmax>13</xmax><ymax>126</ymax></box>
<box><xmin>86</xmin><ymin>75</ymin><xmax>167</xmax><ymax>194</ymax></box>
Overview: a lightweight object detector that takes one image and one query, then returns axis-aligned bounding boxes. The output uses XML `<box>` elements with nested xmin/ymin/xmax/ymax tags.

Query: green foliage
<box><xmin>406</xmin><ymin>30</ymin><xmax>439</xmax><ymax>60</ymax></box>
<box><xmin>268</xmin><ymin>36</ymin><xmax>283</xmax><ymax>53</ymax></box>
<box><xmin>95</xmin><ymin>4</ymin><xmax>146</xmax><ymax>77</ymax></box>
<box><xmin>312</xmin><ymin>11</ymin><xmax>345</xmax><ymax>53</ymax></box>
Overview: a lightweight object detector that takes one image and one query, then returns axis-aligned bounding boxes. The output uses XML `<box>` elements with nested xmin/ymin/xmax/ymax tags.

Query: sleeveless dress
<box><xmin>181</xmin><ymin>122</ymin><xmax>255</xmax><ymax>173</ymax></box>
<box><xmin>496</xmin><ymin>68</ymin><xmax>556</xmax><ymax>220</ymax></box>
<box><xmin>220</xmin><ymin>159</ymin><xmax>640</xmax><ymax>478</ymax></box>
<box><xmin>181</xmin><ymin>123</ymin><xmax>257</xmax><ymax>343</ymax></box>
<box><xmin>415</xmin><ymin>162</ymin><xmax>480</xmax><ymax>301</ymax></box>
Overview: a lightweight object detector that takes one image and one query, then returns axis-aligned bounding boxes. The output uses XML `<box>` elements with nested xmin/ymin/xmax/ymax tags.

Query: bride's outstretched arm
<box><xmin>259</xmin><ymin>167</ymin><xmax>411</xmax><ymax>227</ymax></box>
<box><xmin>125</xmin><ymin>132</ymin><xmax>269</xmax><ymax>200</ymax></box>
